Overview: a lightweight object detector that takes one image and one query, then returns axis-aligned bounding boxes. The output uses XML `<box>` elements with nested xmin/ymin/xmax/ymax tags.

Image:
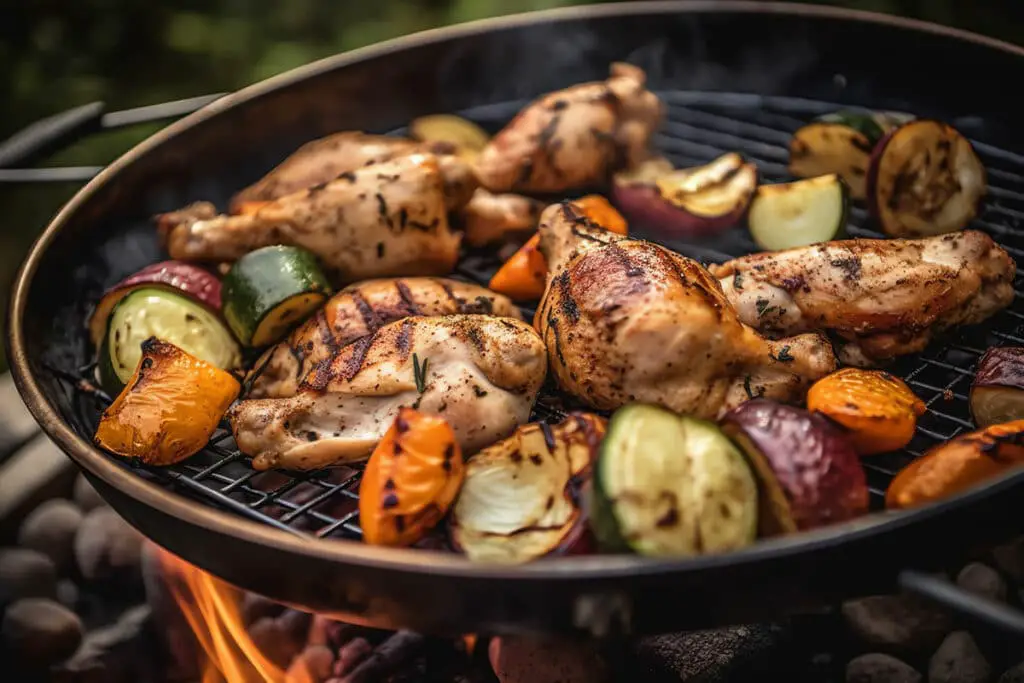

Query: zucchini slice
<box><xmin>98</xmin><ymin>288</ymin><xmax>241</xmax><ymax>393</ymax></box>
<box><xmin>747</xmin><ymin>174</ymin><xmax>849</xmax><ymax>251</ymax></box>
<box><xmin>221</xmin><ymin>246</ymin><xmax>331</xmax><ymax>347</ymax></box>
<box><xmin>867</xmin><ymin>119</ymin><xmax>987</xmax><ymax>238</ymax></box>
<box><xmin>589</xmin><ymin>404</ymin><xmax>757</xmax><ymax>557</ymax></box>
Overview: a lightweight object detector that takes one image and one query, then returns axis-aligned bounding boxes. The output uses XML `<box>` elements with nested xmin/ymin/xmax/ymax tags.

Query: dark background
<box><xmin>1</xmin><ymin>0</ymin><xmax>1022</xmax><ymax>370</ymax></box>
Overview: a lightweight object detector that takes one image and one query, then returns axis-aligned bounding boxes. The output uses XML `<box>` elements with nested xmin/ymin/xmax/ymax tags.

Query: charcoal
<box><xmin>17</xmin><ymin>499</ymin><xmax>84</xmax><ymax>575</ymax></box>
<box><xmin>241</xmin><ymin>591</ymin><xmax>286</xmax><ymax>626</ymax></box>
<box><xmin>1</xmin><ymin>597</ymin><xmax>82</xmax><ymax>668</ymax></box>
<box><xmin>0</xmin><ymin>547</ymin><xmax>57</xmax><ymax>608</ymax></box>
<box><xmin>846</xmin><ymin>653</ymin><xmax>921</xmax><ymax>683</ymax></box>
<box><xmin>334</xmin><ymin>637</ymin><xmax>373</xmax><ymax>677</ymax></box>
<box><xmin>56</xmin><ymin>580</ymin><xmax>79</xmax><ymax>610</ymax></box>
<box><xmin>991</xmin><ymin>537</ymin><xmax>1024</xmax><ymax>583</ymax></box>
<box><xmin>277</xmin><ymin>608</ymin><xmax>313</xmax><ymax>644</ymax></box>
<box><xmin>74</xmin><ymin>507</ymin><xmax>143</xmax><ymax>583</ymax></box>
<box><xmin>487</xmin><ymin>635</ymin><xmax>608</xmax><ymax>683</ymax></box>
<box><xmin>928</xmin><ymin>631</ymin><xmax>991</xmax><ymax>683</ymax></box>
<box><xmin>51</xmin><ymin>605</ymin><xmax>152</xmax><ymax>683</ymax></box>
<box><xmin>841</xmin><ymin>595</ymin><xmax>952</xmax><ymax>653</ymax></box>
<box><xmin>956</xmin><ymin>563</ymin><xmax>1007</xmax><ymax>603</ymax></box>
<box><xmin>249</xmin><ymin>615</ymin><xmax>302</xmax><ymax>670</ymax></box>
<box><xmin>1000</xmin><ymin>661</ymin><xmax>1024</xmax><ymax>683</ymax></box>
<box><xmin>285</xmin><ymin>644</ymin><xmax>335</xmax><ymax>683</ymax></box>
<box><xmin>72</xmin><ymin>475</ymin><xmax>106</xmax><ymax>512</ymax></box>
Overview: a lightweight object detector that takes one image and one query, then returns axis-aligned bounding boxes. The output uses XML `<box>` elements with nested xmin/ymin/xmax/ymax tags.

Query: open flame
<box><xmin>153</xmin><ymin>546</ymin><xmax>292</xmax><ymax>683</ymax></box>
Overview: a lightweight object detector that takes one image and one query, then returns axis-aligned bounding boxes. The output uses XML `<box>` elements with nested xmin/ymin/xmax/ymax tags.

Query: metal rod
<box><xmin>899</xmin><ymin>570</ymin><xmax>1024</xmax><ymax>637</ymax></box>
<box><xmin>0</xmin><ymin>166</ymin><xmax>102</xmax><ymax>184</ymax></box>
<box><xmin>100</xmin><ymin>93</ymin><xmax>225</xmax><ymax>129</ymax></box>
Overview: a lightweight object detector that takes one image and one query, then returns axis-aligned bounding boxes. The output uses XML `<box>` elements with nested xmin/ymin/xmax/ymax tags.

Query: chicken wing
<box><xmin>247</xmin><ymin>277</ymin><xmax>523</xmax><ymax>399</ymax></box>
<box><xmin>229</xmin><ymin>315</ymin><xmax>547</xmax><ymax>470</ymax></box>
<box><xmin>709</xmin><ymin>231</ymin><xmax>1016</xmax><ymax>365</ymax></box>
<box><xmin>534</xmin><ymin>203</ymin><xmax>836</xmax><ymax>419</ymax></box>
<box><xmin>158</xmin><ymin>154</ymin><xmax>461</xmax><ymax>283</ymax></box>
<box><xmin>458</xmin><ymin>188</ymin><xmax>544</xmax><ymax>247</ymax></box>
<box><xmin>230</xmin><ymin>132</ymin><xmax>478</xmax><ymax>212</ymax></box>
<box><xmin>474</xmin><ymin>63</ymin><xmax>663</xmax><ymax>194</ymax></box>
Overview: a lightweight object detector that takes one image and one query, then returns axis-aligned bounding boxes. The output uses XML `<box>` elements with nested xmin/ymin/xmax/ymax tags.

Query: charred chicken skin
<box><xmin>247</xmin><ymin>277</ymin><xmax>523</xmax><ymax>399</ymax></box>
<box><xmin>474</xmin><ymin>63</ymin><xmax>664</xmax><ymax>194</ymax></box>
<box><xmin>229</xmin><ymin>314</ymin><xmax>547</xmax><ymax>470</ymax></box>
<box><xmin>710</xmin><ymin>231</ymin><xmax>1016</xmax><ymax>365</ymax></box>
<box><xmin>534</xmin><ymin>203</ymin><xmax>837</xmax><ymax>419</ymax></box>
<box><xmin>158</xmin><ymin>154</ymin><xmax>461</xmax><ymax>283</ymax></box>
<box><xmin>230</xmin><ymin>132</ymin><xmax>478</xmax><ymax>213</ymax></box>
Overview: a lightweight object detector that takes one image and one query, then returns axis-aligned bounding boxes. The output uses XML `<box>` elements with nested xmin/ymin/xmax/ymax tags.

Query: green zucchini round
<box><xmin>221</xmin><ymin>246</ymin><xmax>331</xmax><ymax>347</ymax></box>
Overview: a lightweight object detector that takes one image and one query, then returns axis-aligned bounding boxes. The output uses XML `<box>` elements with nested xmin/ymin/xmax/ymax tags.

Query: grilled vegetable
<box><xmin>590</xmin><ymin>404</ymin><xmax>757</xmax><ymax>556</ymax></box>
<box><xmin>867</xmin><ymin>119</ymin><xmax>986</xmax><ymax>237</ymax></box>
<box><xmin>971</xmin><ymin>347</ymin><xmax>1024</xmax><ymax>427</ymax></box>
<box><xmin>612</xmin><ymin>154</ymin><xmax>757</xmax><ymax>236</ymax></box>
<box><xmin>807</xmin><ymin>368</ymin><xmax>926</xmax><ymax>455</ymax></box>
<box><xmin>488</xmin><ymin>195</ymin><xmax>627</xmax><ymax>301</ymax></box>
<box><xmin>221</xmin><ymin>245</ymin><xmax>331</xmax><ymax>347</ymax></box>
<box><xmin>887</xmin><ymin>420</ymin><xmax>1024</xmax><ymax>510</ymax></box>
<box><xmin>94</xmin><ymin>338</ymin><xmax>240</xmax><ymax>465</ymax></box>
<box><xmin>721</xmin><ymin>399</ymin><xmax>869</xmax><ymax>536</ymax></box>
<box><xmin>747</xmin><ymin>174</ymin><xmax>849</xmax><ymax>251</ymax></box>
<box><xmin>98</xmin><ymin>288</ymin><xmax>241</xmax><ymax>393</ymax></box>
<box><xmin>359</xmin><ymin>407</ymin><xmax>464</xmax><ymax>547</ymax></box>
<box><xmin>88</xmin><ymin>261</ymin><xmax>222</xmax><ymax>348</ymax></box>
<box><xmin>788</xmin><ymin>110</ymin><xmax>904</xmax><ymax>198</ymax></box>
<box><xmin>409</xmin><ymin>114</ymin><xmax>490</xmax><ymax>161</ymax></box>
<box><xmin>449</xmin><ymin>413</ymin><xmax>606</xmax><ymax>564</ymax></box>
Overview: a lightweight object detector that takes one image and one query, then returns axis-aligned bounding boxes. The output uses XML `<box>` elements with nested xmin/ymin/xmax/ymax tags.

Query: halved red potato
<box><xmin>971</xmin><ymin>347</ymin><xmax>1024</xmax><ymax>427</ymax></box>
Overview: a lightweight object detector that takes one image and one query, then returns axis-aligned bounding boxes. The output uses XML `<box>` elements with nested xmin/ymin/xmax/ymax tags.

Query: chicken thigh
<box><xmin>158</xmin><ymin>154</ymin><xmax>461</xmax><ymax>283</ymax></box>
<box><xmin>709</xmin><ymin>231</ymin><xmax>1016</xmax><ymax>365</ymax></box>
<box><xmin>534</xmin><ymin>203</ymin><xmax>836</xmax><ymax>419</ymax></box>
<box><xmin>230</xmin><ymin>132</ymin><xmax>478</xmax><ymax>212</ymax></box>
<box><xmin>474</xmin><ymin>63</ymin><xmax>663</xmax><ymax>194</ymax></box>
<box><xmin>229</xmin><ymin>314</ymin><xmax>547</xmax><ymax>470</ymax></box>
<box><xmin>459</xmin><ymin>188</ymin><xmax>543</xmax><ymax>247</ymax></box>
<box><xmin>247</xmin><ymin>277</ymin><xmax>523</xmax><ymax>399</ymax></box>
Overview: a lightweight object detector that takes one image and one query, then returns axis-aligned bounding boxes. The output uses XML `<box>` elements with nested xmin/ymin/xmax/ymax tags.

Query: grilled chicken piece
<box><xmin>459</xmin><ymin>188</ymin><xmax>544</xmax><ymax>247</ymax></box>
<box><xmin>709</xmin><ymin>231</ymin><xmax>1016</xmax><ymax>365</ymax></box>
<box><xmin>230</xmin><ymin>132</ymin><xmax>478</xmax><ymax>212</ymax></box>
<box><xmin>247</xmin><ymin>277</ymin><xmax>523</xmax><ymax>399</ymax></box>
<box><xmin>158</xmin><ymin>154</ymin><xmax>461</xmax><ymax>282</ymax></box>
<box><xmin>475</xmin><ymin>63</ymin><xmax>663</xmax><ymax>194</ymax></box>
<box><xmin>230</xmin><ymin>315</ymin><xmax>547</xmax><ymax>470</ymax></box>
<box><xmin>534</xmin><ymin>203</ymin><xmax>836</xmax><ymax>419</ymax></box>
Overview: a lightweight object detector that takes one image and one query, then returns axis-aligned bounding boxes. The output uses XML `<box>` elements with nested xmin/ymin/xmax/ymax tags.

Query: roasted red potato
<box><xmin>94</xmin><ymin>338</ymin><xmax>240</xmax><ymax>465</ymax></box>
<box><xmin>971</xmin><ymin>347</ymin><xmax>1024</xmax><ymax>427</ymax></box>
<box><xmin>886</xmin><ymin>420</ymin><xmax>1024</xmax><ymax>510</ymax></box>
<box><xmin>807</xmin><ymin>368</ymin><xmax>926</xmax><ymax>455</ymax></box>
<box><xmin>359</xmin><ymin>407</ymin><xmax>465</xmax><ymax>547</ymax></box>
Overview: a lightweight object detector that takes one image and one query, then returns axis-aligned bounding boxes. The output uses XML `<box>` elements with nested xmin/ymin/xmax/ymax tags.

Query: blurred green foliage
<box><xmin>0</xmin><ymin>0</ymin><xmax>1022</xmax><ymax>371</ymax></box>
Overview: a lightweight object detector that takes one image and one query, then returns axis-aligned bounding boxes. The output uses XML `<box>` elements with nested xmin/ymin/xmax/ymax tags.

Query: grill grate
<box><xmin>49</xmin><ymin>90</ymin><xmax>1024</xmax><ymax>542</ymax></box>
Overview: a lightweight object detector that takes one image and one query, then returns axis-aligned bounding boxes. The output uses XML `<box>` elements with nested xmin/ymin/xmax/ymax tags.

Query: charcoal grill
<box><xmin>8</xmin><ymin>1</ymin><xmax>1024</xmax><ymax>637</ymax></box>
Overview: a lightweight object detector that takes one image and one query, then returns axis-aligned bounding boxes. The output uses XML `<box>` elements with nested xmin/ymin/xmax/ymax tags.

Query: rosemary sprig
<box><xmin>413</xmin><ymin>353</ymin><xmax>429</xmax><ymax>393</ymax></box>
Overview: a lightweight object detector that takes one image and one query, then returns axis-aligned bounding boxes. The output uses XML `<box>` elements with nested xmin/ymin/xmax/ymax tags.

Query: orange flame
<box><xmin>154</xmin><ymin>546</ymin><xmax>288</xmax><ymax>683</ymax></box>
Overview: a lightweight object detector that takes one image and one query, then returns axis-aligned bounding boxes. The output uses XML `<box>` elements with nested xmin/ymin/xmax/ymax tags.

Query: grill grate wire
<box><xmin>49</xmin><ymin>91</ymin><xmax>1024</xmax><ymax>542</ymax></box>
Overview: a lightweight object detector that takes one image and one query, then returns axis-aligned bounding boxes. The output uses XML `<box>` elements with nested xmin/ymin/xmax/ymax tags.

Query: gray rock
<box><xmin>74</xmin><ymin>507</ymin><xmax>143</xmax><ymax>582</ymax></box>
<box><xmin>1</xmin><ymin>598</ymin><xmax>83</xmax><ymax>668</ymax></box>
<box><xmin>56</xmin><ymin>579</ymin><xmax>79</xmax><ymax>610</ymax></box>
<box><xmin>957</xmin><ymin>563</ymin><xmax>1007</xmax><ymax>603</ymax></box>
<box><xmin>842</xmin><ymin>595</ymin><xmax>952</xmax><ymax>653</ymax></box>
<box><xmin>999</xmin><ymin>660</ymin><xmax>1024</xmax><ymax>683</ymax></box>
<box><xmin>72</xmin><ymin>474</ymin><xmax>106</xmax><ymax>512</ymax></box>
<box><xmin>17</xmin><ymin>499</ymin><xmax>84</xmax><ymax>574</ymax></box>
<box><xmin>929</xmin><ymin>631</ymin><xmax>991</xmax><ymax>683</ymax></box>
<box><xmin>847</xmin><ymin>653</ymin><xmax>922</xmax><ymax>683</ymax></box>
<box><xmin>0</xmin><ymin>547</ymin><xmax>57</xmax><ymax>608</ymax></box>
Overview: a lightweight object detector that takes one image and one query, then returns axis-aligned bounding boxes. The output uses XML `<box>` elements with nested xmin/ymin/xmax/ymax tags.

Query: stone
<box><xmin>242</xmin><ymin>592</ymin><xmax>285</xmax><ymax>626</ymax></box>
<box><xmin>51</xmin><ymin>605</ymin><xmax>152</xmax><ymax>683</ymax></box>
<box><xmin>17</xmin><ymin>498</ymin><xmax>84</xmax><ymax>574</ymax></box>
<box><xmin>0</xmin><ymin>547</ymin><xmax>57</xmax><ymax>608</ymax></box>
<box><xmin>489</xmin><ymin>635</ymin><xmax>609</xmax><ymax>683</ymax></box>
<box><xmin>841</xmin><ymin>595</ymin><xmax>952</xmax><ymax>653</ymax></box>
<box><xmin>846</xmin><ymin>653</ymin><xmax>922</xmax><ymax>683</ymax></box>
<box><xmin>634</xmin><ymin>623</ymin><xmax>791</xmax><ymax>682</ymax></box>
<box><xmin>929</xmin><ymin>631</ymin><xmax>991</xmax><ymax>683</ymax></box>
<box><xmin>74</xmin><ymin>507</ymin><xmax>143</xmax><ymax>582</ymax></box>
<box><xmin>56</xmin><ymin>579</ymin><xmax>79</xmax><ymax>610</ymax></box>
<box><xmin>1</xmin><ymin>598</ymin><xmax>83</xmax><ymax>668</ymax></box>
<box><xmin>334</xmin><ymin>638</ymin><xmax>372</xmax><ymax>677</ymax></box>
<box><xmin>0</xmin><ymin>375</ymin><xmax>43</xmax><ymax>459</ymax></box>
<box><xmin>991</xmin><ymin>537</ymin><xmax>1024</xmax><ymax>583</ymax></box>
<box><xmin>0</xmin><ymin>435</ymin><xmax>77</xmax><ymax>538</ymax></box>
<box><xmin>249</xmin><ymin>616</ymin><xmax>302</xmax><ymax>669</ymax></box>
<box><xmin>956</xmin><ymin>563</ymin><xmax>1007</xmax><ymax>602</ymax></box>
<box><xmin>999</xmin><ymin>660</ymin><xmax>1024</xmax><ymax>683</ymax></box>
<box><xmin>72</xmin><ymin>474</ymin><xmax>106</xmax><ymax>512</ymax></box>
<box><xmin>286</xmin><ymin>644</ymin><xmax>334</xmax><ymax>683</ymax></box>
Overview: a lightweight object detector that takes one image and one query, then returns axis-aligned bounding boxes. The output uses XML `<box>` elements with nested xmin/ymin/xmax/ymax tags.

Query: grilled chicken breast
<box><xmin>534</xmin><ymin>203</ymin><xmax>836</xmax><ymax>419</ymax></box>
<box><xmin>709</xmin><ymin>231</ymin><xmax>1016</xmax><ymax>365</ymax></box>
<box><xmin>230</xmin><ymin>315</ymin><xmax>547</xmax><ymax>470</ymax></box>
<box><xmin>459</xmin><ymin>188</ymin><xmax>543</xmax><ymax>247</ymax></box>
<box><xmin>158</xmin><ymin>154</ymin><xmax>461</xmax><ymax>283</ymax></box>
<box><xmin>474</xmin><ymin>63</ymin><xmax>663</xmax><ymax>194</ymax></box>
<box><xmin>230</xmin><ymin>132</ymin><xmax>478</xmax><ymax>213</ymax></box>
<box><xmin>248</xmin><ymin>277</ymin><xmax>523</xmax><ymax>399</ymax></box>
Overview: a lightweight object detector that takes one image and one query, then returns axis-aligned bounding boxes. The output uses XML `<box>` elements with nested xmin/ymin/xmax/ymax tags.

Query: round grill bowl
<box><xmin>10</xmin><ymin>1</ymin><xmax>1024</xmax><ymax>637</ymax></box>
